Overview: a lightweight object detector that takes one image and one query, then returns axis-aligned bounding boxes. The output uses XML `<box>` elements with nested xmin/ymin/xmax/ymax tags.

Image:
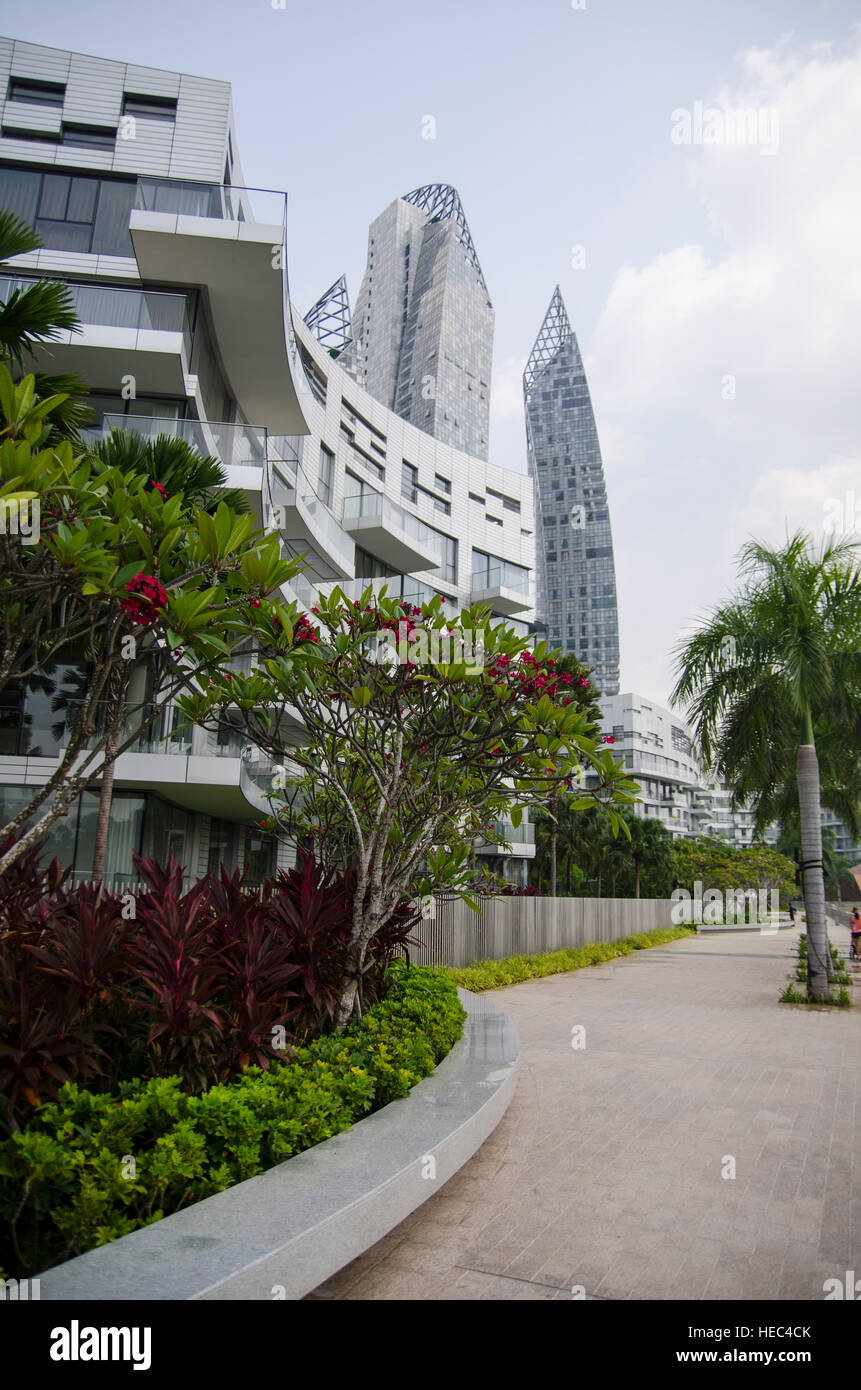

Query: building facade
<box><xmin>0</xmin><ymin>38</ymin><xmax>535</xmax><ymax>888</ymax></box>
<box><xmin>524</xmin><ymin>286</ymin><xmax>621</xmax><ymax>696</ymax></box>
<box><xmin>346</xmin><ymin>184</ymin><xmax>494</xmax><ymax>461</ymax></box>
<box><xmin>596</xmin><ymin>692</ymin><xmax>758</xmax><ymax>845</ymax></box>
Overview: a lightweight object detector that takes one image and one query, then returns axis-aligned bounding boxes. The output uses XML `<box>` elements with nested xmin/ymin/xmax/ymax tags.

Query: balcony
<box><xmin>475</xmin><ymin>819</ymin><xmax>536</xmax><ymax>858</ymax></box>
<box><xmin>100</xmin><ymin>412</ymin><xmax>268</xmax><ymax>469</ymax></box>
<box><xmin>470</xmin><ymin>566</ymin><xmax>533</xmax><ymax>616</ymax></box>
<box><xmin>291</xmin><ymin>575</ymin><xmax>459</xmax><ymax>619</ymax></box>
<box><xmin>0</xmin><ymin>275</ymin><xmax>192</xmax><ymax>395</ymax></box>
<box><xmin>270</xmin><ymin>460</ymin><xmax>355</xmax><ymax>581</ymax></box>
<box><xmin>341</xmin><ymin>492</ymin><xmax>441</xmax><ymax>573</ymax></box>
<box><xmin>129</xmin><ymin>178</ymin><xmax>308</xmax><ymax>436</ymax></box>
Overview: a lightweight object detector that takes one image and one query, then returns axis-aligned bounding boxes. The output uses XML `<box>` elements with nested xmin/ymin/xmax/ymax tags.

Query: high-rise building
<box><xmin>524</xmin><ymin>287</ymin><xmax>620</xmax><ymax>696</ymax></box>
<box><xmin>349</xmin><ymin>184</ymin><xmax>494</xmax><ymax>460</ymax></box>
<box><xmin>0</xmin><ymin>39</ymin><xmax>535</xmax><ymax>888</ymax></box>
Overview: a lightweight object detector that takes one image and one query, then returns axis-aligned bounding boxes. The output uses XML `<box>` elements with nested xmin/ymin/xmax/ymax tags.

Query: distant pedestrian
<box><xmin>788</xmin><ymin>903</ymin><xmax>796</xmax><ymax>923</ymax></box>
<box><xmin>851</xmin><ymin>909</ymin><xmax>861</xmax><ymax>961</ymax></box>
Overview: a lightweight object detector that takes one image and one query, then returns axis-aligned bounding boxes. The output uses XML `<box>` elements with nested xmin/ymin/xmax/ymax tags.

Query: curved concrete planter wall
<box><xmin>39</xmin><ymin>989</ymin><xmax>518</xmax><ymax>1302</ymax></box>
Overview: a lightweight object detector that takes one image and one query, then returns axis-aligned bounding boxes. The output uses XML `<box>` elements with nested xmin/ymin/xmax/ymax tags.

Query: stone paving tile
<box><xmin>308</xmin><ymin>925</ymin><xmax>861</xmax><ymax>1300</ymax></box>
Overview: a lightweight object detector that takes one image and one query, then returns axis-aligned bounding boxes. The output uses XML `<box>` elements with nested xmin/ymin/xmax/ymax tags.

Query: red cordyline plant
<box><xmin>180</xmin><ymin>586</ymin><xmax>640</xmax><ymax>1031</ymax></box>
<box><xmin>0</xmin><ymin>835</ymin><xmax>423</xmax><ymax>1130</ymax></box>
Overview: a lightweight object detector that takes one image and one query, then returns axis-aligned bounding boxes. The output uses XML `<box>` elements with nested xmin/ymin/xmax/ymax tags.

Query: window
<box><xmin>425</xmin><ymin>527</ymin><xmax>457</xmax><ymax>584</ymax></box>
<box><xmin>434</xmin><ymin>474</ymin><xmax>451</xmax><ymax>495</ymax></box>
<box><xmin>7</xmin><ymin>77</ymin><xmax>65</xmax><ymax>106</ymax></box>
<box><xmin>0</xmin><ymin>168</ymin><xmax>136</xmax><ymax>257</ymax></box>
<box><xmin>61</xmin><ymin>125</ymin><xmax>116</xmax><ymax>150</ymax></box>
<box><xmin>318</xmin><ymin>444</ymin><xmax>334</xmax><ymax>507</ymax></box>
<box><xmin>401</xmin><ymin>461</ymin><xmax>418</xmax><ymax>504</ymax></box>
<box><xmin>122</xmin><ymin>93</ymin><xmax>178</xmax><ymax>122</ymax></box>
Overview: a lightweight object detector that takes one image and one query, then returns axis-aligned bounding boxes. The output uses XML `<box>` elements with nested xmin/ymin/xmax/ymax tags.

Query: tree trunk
<box><xmin>635</xmin><ymin>857</ymin><xmax>641</xmax><ymax>899</ymax></box>
<box><xmin>548</xmin><ymin>793</ymin><xmax>558</xmax><ymax>898</ymax></box>
<box><xmin>333</xmin><ymin>936</ymin><xmax>366</xmax><ymax>1033</ymax></box>
<box><xmin>797</xmin><ymin>739</ymin><xmax>829</xmax><ymax>1001</ymax></box>
<box><xmin>91</xmin><ymin>668</ymin><xmax>129</xmax><ymax>881</ymax></box>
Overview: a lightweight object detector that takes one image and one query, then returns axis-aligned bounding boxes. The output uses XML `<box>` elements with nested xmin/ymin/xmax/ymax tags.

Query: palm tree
<box><xmin>87</xmin><ymin>431</ymin><xmax>249</xmax><ymax>879</ymax></box>
<box><xmin>625</xmin><ymin>812</ymin><xmax>674</xmax><ymax>899</ymax></box>
<box><xmin>672</xmin><ymin>532</ymin><xmax>861</xmax><ymax>1001</ymax></box>
<box><xmin>0</xmin><ymin>209</ymin><xmax>90</xmax><ymax>438</ymax></box>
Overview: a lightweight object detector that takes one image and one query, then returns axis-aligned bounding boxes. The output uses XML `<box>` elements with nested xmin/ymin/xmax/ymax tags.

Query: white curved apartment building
<box><xmin>0</xmin><ymin>38</ymin><xmax>536</xmax><ymax>887</ymax></box>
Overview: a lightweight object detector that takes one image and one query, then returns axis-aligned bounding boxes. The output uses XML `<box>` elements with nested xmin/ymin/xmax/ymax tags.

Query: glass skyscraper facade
<box><xmin>348</xmin><ymin>184</ymin><xmax>494</xmax><ymax>460</ymax></box>
<box><xmin>524</xmin><ymin>287</ymin><xmax>620</xmax><ymax>695</ymax></box>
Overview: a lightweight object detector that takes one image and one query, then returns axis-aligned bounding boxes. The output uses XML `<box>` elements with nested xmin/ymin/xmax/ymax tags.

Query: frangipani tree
<box><xmin>181</xmin><ymin>586</ymin><xmax>640</xmax><ymax>1028</ymax></box>
<box><xmin>0</xmin><ymin>376</ymin><xmax>303</xmax><ymax>874</ymax></box>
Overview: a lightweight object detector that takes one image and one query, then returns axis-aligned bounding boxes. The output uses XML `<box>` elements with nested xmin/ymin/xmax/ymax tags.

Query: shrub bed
<box><xmin>0</xmin><ymin>838</ymin><xmax>421</xmax><ymax>1129</ymax></box>
<box><xmin>0</xmin><ymin>962</ymin><xmax>465</xmax><ymax>1277</ymax></box>
<box><xmin>443</xmin><ymin>926</ymin><xmax>696</xmax><ymax>992</ymax></box>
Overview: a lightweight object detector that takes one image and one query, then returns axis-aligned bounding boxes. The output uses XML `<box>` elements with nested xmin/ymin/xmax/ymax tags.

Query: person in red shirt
<box><xmin>851</xmin><ymin>909</ymin><xmax>861</xmax><ymax>960</ymax></box>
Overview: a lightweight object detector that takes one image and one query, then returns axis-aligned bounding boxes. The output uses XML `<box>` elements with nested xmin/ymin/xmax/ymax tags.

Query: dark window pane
<box><xmin>67</xmin><ymin>176</ymin><xmax>98</xmax><ymax>222</ymax></box>
<box><xmin>39</xmin><ymin>174</ymin><xmax>70</xmax><ymax>220</ymax></box>
<box><xmin>90</xmin><ymin>179</ymin><xmax>135</xmax><ymax>256</ymax></box>
<box><xmin>8</xmin><ymin>78</ymin><xmax>65</xmax><ymax>106</ymax></box>
<box><xmin>35</xmin><ymin>218</ymin><xmax>91</xmax><ymax>252</ymax></box>
<box><xmin>0</xmin><ymin>166</ymin><xmax>40</xmax><ymax>224</ymax></box>
<box><xmin>62</xmin><ymin>127</ymin><xmax>115</xmax><ymax>151</ymax></box>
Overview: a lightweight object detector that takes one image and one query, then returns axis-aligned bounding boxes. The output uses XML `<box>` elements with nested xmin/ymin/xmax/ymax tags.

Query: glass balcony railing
<box><xmin>343</xmin><ymin>492</ymin><xmax>440</xmax><ymax>558</ymax></box>
<box><xmin>101</xmin><ymin>413</ymin><xmax>268</xmax><ymax>468</ymax></box>
<box><xmin>0</xmin><ymin>275</ymin><xmax>193</xmax><ymax>361</ymax></box>
<box><xmin>478</xmin><ymin>820</ymin><xmax>536</xmax><ymax>846</ymax></box>
<box><xmin>471</xmin><ymin>566</ymin><xmax>532</xmax><ymax>596</ymax></box>
<box><xmin>135</xmin><ymin>179</ymin><xmax>286</xmax><ymax>230</ymax></box>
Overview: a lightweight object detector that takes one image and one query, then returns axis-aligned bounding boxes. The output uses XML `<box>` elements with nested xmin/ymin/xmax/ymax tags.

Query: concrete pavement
<box><xmin>309</xmin><ymin>919</ymin><xmax>861</xmax><ymax>1300</ymax></box>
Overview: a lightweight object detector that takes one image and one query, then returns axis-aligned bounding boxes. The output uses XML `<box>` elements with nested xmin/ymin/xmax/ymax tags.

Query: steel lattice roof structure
<box><xmin>304</xmin><ymin>274</ymin><xmax>353</xmax><ymax>355</ymax></box>
<box><xmin>402</xmin><ymin>184</ymin><xmax>489</xmax><ymax>295</ymax></box>
<box><xmin>523</xmin><ymin>285</ymin><xmax>574</xmax><ymax>395</ymax></box>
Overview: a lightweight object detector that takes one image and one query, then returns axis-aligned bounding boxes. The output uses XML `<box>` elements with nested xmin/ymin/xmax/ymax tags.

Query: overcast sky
<box><xmin>9</xmin><ymin>0</ymin><xmax>861</xmax><ymax>708</ymax></box>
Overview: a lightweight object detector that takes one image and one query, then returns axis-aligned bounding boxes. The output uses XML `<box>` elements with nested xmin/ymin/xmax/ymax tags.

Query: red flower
<box><xmin>121</xmin><ymin>573</ymin><xmax>167</xmax><ymax>626</ymax></box>
<box><xmin>150</xmin><ymin>479</ymin><xmax>167</xmax><ymax>499</ymax></box>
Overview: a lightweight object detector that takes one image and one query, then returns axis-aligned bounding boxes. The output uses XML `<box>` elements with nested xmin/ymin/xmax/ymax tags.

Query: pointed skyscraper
<box><xmin>523</xmin><ymin>287</ymin><xmax>620</xmax><ymax>695</ymax></box>
<box><xmin>350</xmin><ymin>184</ymin><xmax>494</xmax><ymax>458</ymax></box>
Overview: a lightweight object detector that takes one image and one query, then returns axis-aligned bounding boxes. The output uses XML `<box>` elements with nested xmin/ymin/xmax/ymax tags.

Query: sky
<box><xmin>5</xmin><ymin>0</ymin><xmax>860</xmax><ymax>708</ymax></box>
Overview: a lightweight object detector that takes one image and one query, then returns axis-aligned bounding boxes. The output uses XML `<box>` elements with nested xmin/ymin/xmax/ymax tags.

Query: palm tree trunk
<box><xmin>798</xmin><ymin>731</ymin><xmax>829</xmax><ymax>1001</ymax></box>
<box><xmin>635</xmin><ymin>857</ymin><xmax>641</xmax><ymax>899</ymax></box>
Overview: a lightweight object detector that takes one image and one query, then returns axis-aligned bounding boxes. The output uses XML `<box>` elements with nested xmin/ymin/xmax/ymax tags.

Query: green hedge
<box><xmin>443</xmin><ymin>926</ymin><xmax>696</xmax><ymax>992</ymax></box>
<box><xmin>0</xmin><ymin>963</ymin><xmax>465</xmax><ymax>1278</ymax></box>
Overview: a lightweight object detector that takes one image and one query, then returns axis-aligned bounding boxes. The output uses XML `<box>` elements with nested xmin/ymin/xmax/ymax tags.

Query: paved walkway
<box><xmin>309</xmin><ymin>920</ymin><xmax>861</xmax><ymax>1300</ymax></box>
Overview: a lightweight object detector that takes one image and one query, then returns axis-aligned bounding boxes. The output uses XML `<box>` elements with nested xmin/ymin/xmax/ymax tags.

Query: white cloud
<box><xmin>587</xmin><ymin>34</ymin><xmax>861</xmax><ymax>705</ymax></box>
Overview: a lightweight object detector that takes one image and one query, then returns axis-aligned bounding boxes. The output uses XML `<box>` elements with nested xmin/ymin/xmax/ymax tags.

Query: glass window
<box><xmin>8</xmin><ymin>78</ymin><xmax>65</xmax><ymax>106</ymax></box>
<box><xmin>0</xmin><ymin>166</ymin><xmax>40</xmax><ymax>224</ymax></box>
<box><xmin>91</xmin><ymin>178</ymin><xmax>136</xmax><ymax>256</ymax></box>
<box><xmin>39</xmin><ymin>174</ymin><xmax>71</xmax><ymax>220</ymax></box>
<box><xmin>122</xmin><ymin>94</ymin><xmax>177</xmax><ymax>122</ymax></box>
<box><xmin>319</xmin><ymin>444</ymin><xmax>334</xmax><ymax>506</ymax></box>
<box><xmin>141</xmin><ymin>797</ymin><xmax>191</xmax><ymax>868</ymax></box>
<box><xmin>401</xmin><ymin>461</ymin><xmax>418</xmax><ymax>504</ymax></box>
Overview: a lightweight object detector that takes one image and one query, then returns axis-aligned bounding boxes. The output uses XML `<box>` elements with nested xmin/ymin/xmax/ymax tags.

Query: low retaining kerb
<box><xmin>39</xmin><ymin>988</ymin><xmax>518</xmax><ymax>1301</ymax></box>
